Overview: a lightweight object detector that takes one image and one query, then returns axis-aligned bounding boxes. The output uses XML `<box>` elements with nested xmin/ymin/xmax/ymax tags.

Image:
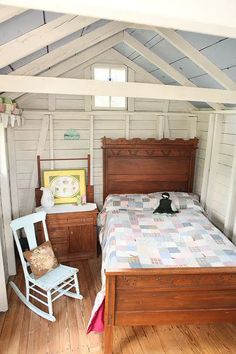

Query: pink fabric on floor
<box><xmin>87</xmin><ymin>298</ymin><xmax>105</xmax><ymax>333</ymax></box>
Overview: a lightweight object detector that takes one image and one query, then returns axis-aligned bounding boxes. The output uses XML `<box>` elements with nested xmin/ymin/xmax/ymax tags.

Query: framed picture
<box><xmin>43</xmin><ymin>169</ymin><xmax>86</xmax><ymax>204</ymax></box>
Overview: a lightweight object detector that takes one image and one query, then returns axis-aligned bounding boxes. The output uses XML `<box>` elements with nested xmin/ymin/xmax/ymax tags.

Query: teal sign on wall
<box><xmin>64</xmin><ymin>129</ymin><xmax>80</xmax><ymax>140</ymax></box>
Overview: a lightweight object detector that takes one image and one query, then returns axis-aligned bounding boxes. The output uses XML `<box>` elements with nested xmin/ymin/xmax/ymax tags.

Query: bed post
<box><xmin>104</xmin><ymin>273</ymin><xmax>116</xmax><ymax>354</ymax></box>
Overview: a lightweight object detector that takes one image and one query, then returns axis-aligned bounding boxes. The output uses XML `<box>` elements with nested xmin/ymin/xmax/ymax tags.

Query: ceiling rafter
<box><xmin>0</xmin><ymin>14</ymin><xmax>97</xmax><ymax>68</ymax></box>
<box><xmin>1</xmin><ymin>75</ymin><xmax>236</xmax><ymax>104</ymax></box>
<box><xmin>13</xmin><ymin>33</ymin><xmax>124</xmax><ymax>103</ymax></box>
<box><xmin>124</xmin><ymin>32</ymin><xmax>191</xmax><ymax>85</ymax></box>
<box><xmin>16</xmin><ymin>44</ymin><xmax>194</xmax><ymax>112</ymax></box>
<box><xmin>1</xmin><ymin>23</ymin><xmax>194</xmax><ymax>111</ymax></box>
<box><xmin>111</xmin><ymin>48</ymin><xmax>162</xmax><ymax>84</ymax></box>
<box><xmin>0</xmin><ymin>5</ymin><xmax>26</xmax><ymax>24</ymax></box>
<box><xmin>1</xmin><ymin>22</ymin><xmax>126</xmax><ymax>100</ymax></box>
<box><xmin>110</xmin><ymin>48</ymin><xmax>194</xmax><ymax>111</ymax></box>
<box><xmin>0</xmin><ymin>0</ymin><xmax>236</xmax><ymax>38</ymax></box>
<box><xmin>17</xmin><ymin>50</ymin><xmax>116</xmax><ymax>104</ymax></box>
<box><xmin>155</xmin><ymin>27</ymin><xmax>236</xmax><ymax>90</ymax></box>
<box><xmin>123</xmin><ymin>31</ymin><xmax>224</xmax><ymax>110</ymax></box>
<box><xmin>0</xmin><ymin>11</ymin><xmax>233</xmax><ymax>109</ymax></box>
<box><xmin>5</xmin><ymin>21</ymin><xmax>127</xmax><ymax>77</ymax></box>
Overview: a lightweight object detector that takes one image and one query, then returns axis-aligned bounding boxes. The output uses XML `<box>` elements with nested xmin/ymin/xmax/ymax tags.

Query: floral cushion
<box><xmin>23</xmin><ymin>241</ymin><xmax>58</xmax><ymax>278</ymax></box>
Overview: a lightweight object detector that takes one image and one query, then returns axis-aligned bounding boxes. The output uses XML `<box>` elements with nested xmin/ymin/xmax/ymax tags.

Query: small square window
<box><xmin>93</xmin><ymin>65</ymin><xmax>127</xmax><ymax>110</ymax></box>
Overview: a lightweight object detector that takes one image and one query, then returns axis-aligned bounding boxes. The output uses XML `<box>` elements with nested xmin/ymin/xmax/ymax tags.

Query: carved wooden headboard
<box><xmin>102</xmin><ymin>137</ymin><xmax>198</xmax><ymax>201</ymax></box>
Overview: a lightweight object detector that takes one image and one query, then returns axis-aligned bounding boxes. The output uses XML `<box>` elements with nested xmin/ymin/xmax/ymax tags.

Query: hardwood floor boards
<box><xmin>1</xmin><ymin>256</ymin><xmax>236</xmax><ymax>354</ymax></box>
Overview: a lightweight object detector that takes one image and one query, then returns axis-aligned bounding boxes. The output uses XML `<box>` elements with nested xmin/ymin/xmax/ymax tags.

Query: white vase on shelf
<box><xmin>40</xmin><ymin>187</ymin><xmax>54</xmax><ymax>209</ymax></box>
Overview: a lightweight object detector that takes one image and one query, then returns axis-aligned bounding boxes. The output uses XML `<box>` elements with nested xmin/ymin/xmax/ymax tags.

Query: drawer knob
<box><xmin>70</xmin><ymin>231</ymin><xmax>73</xmax><ymax>235</ymax></box>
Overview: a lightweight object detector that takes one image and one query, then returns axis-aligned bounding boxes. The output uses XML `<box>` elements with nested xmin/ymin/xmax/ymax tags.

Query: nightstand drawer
<box><xmin>68</xmin><ymin>217</ymin><xmax>95</xmax><ymax>226</ymax></box>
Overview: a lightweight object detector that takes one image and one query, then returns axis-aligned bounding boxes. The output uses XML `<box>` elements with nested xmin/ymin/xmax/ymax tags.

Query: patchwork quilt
<box><xmin>87</xmin><ymin>193</ymin><xmax>236</xmax><ymax>333</ymax></box>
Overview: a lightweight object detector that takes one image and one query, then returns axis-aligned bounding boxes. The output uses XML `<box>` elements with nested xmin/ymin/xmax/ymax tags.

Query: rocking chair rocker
<box><xmin>10</xmin><ymin>211</ymin><xmax>83</xmax><ymax>322</ymax></box>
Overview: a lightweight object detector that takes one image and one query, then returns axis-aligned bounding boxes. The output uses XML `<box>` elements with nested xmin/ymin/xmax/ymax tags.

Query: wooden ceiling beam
<box><xmin>0</xmin><ymin>0</ymin><xmax>236</xmax><ymax>38</ymax></box>
<box><xmin>0</xmin><ymin>75</ymin><xmax>236</xmax><ymax>104</ymax></box>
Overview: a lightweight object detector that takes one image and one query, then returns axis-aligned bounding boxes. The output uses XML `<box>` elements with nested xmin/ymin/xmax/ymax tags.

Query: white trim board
<box><xmin>1</xmin><ymin>0</ymin><xmax>236</xmax><ymax>38</ymax></box>
<box><xmin>22</xmin><ymin>110</ymin><xmax>198</xmax><ymax>117</ymax></box>
<box><xmin>1</xmin><ymin>75</ymin><xmax>236</xmax><ymax>104</ymax></box>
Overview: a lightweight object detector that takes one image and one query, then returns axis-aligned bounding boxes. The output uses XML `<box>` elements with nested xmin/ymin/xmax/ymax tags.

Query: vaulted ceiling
<box><xmin>0</xmin><ymin>8</ymin><xmax>236</xmax><ymax>108</ymax></box>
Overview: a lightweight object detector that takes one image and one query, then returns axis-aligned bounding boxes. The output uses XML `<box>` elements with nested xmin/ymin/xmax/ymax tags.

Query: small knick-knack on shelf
<box><xmin>40</xmin><ymin>187</ymin><xmax>54</xmax><ymax>209</ymax></box>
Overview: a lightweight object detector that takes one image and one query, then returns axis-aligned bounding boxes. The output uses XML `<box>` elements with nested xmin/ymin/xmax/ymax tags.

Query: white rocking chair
<box><xmin>10</xmin><ymin>211</ymin><xmax>83</xmax><ymax>322</ymax></box>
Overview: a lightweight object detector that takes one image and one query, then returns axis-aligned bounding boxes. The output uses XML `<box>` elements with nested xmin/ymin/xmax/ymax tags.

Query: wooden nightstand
<box><xmin>36</xmin><ymin>207</ymin><xmax>98</xmax><ymax>263</ymax></box>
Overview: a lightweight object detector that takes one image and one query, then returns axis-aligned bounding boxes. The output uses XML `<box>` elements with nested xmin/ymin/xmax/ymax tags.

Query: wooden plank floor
<box><xmin>1</xmin><ymin>256</ymin><xmax>236</xmax><ymax>353</ymax></box>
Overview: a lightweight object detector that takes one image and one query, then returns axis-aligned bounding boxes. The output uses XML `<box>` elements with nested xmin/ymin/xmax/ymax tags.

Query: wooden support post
<box><xmin>7</xmin><ymin>126</ymin><xmax>19</xmax><ymax>218</ymax></box>
<box><xmin>127</xmin><ymin>68</ymin><xmax>135</xmax><ymax>111</ymax></box>
<box><xmin>48</xmin><ymin>95</ymin><xmax>55</xmax><ymax>171</ymax></box>
<box><xmin>125</xmin><ymin>115</ymin><xmax>130</xmax><ymax>139</ymax></box>
<box><xmin>163</xmin><ymin>100</ymin><xmax>170</xmax><ymax>138</ymax></box>
<box><xmin>164</xmin><ymin>116</ymin><xmax>170</xmax><ymax>138</ymax></box>
<box><xmin>189</xmin><ymin>115</ymin><xmax>197</xmax><ymax>138</ymax></box>
<box><xmin>0</xmin><ymin>228</ymin><xmax>8</xmax><ymax>310</ymax></box>
<box><xmin>87</xmin><ymin>154</ymin><xmax>91</xmax><ymax>187</ymax></box>
<box><xmin>49</xmin><ymin>114</ymin><xmax>54</xmax><ymax>169</ymax></box>
<box><xmin>200</xmin><ymin>113</ymin><xmax>216</xmax><ymax>208</ymax></box>
<box><xmin>224</xmin><ymin>143</ymin><xmax>236</xmax><ymax>238</ymax></box>
<box><xmin>84</xmin><ymin>66</ymin><xmax>92</xmax><ymax>111</ymax></box>
<box><xmin>25</xmin><ymin>116</ymin><xmax>50</xmax><ymax>215</ymax></box>
<box><xmin>205</xmin><ymin>114</ymin><xmax>223</xmax><ymax>218</ymax></box>
<box><xmin>89</xmin><ymin>115</ymin><xmax>94</xmax><ymax>185</ymax></box>
<box><xmin>0</xmin><ymin>123</ymin><xmax>16</xmax><ymax>275</ymax></box>
<box><xmin>157</xmin><ymin>115</ymin><xmax>164</xmax><ymax>139</ymax></box>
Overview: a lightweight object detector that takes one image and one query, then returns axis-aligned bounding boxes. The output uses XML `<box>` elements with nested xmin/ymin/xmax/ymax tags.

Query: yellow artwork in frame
<box><xmin>43</xmin><ymin>169</ymin><xmax>86</xmax><ymax>204</ymax></box>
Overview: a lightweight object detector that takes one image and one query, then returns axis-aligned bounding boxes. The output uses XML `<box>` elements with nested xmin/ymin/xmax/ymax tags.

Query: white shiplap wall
<box><xmin>14</xmin><ymin>112</ymin><xmax>193</xmax><ymax>213</ymax></box>
<box><xmin>194</xmin><ymin>113</ymin><xmax>236</xmax><ymax>239</ymax></box>
<box><xmin>9</xmin><ymin>52</ymin><xmax>196</xmax><ymax>215</ymax></box>
<box><xmin>210</xmin><ymin>115</ymin><xmax>236</xmax><ymax>229</ymax></box>
<box><xmin>14</xmin><ymin>101</ymin><xmax>236</xmax><ymax>240</ymax></box>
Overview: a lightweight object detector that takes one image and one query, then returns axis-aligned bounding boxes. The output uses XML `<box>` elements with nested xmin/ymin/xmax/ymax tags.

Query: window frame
<box><xmin>92</xmin><ymin>63</ymin><xmax>127</xmax><ymax>111</ymax></box>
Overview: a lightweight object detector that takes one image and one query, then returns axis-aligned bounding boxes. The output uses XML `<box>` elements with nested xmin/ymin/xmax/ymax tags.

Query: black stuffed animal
<box><xmin>153</xmin><ymin>192</ymin><xmax>178</xmax><ymax>214</ymax></box>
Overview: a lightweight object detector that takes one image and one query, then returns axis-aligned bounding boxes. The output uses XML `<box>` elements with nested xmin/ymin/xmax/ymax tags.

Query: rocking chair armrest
<box><xmin>24</xmin><ymin>264</ymin><xmax>36</xmax><ymax>282</ymax></box>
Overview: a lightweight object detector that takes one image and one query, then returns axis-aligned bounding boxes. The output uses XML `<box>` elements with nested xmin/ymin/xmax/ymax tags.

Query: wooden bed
<box><xmin>102</xmin><ymin>137</ymin><xmax>236</xmax><ymax>354</ymax></box>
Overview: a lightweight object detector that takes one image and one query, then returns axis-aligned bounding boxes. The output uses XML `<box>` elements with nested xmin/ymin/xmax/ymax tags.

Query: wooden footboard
<box><xmin>104</xmin><ymin>267</ymin><xmax>236</xmax><ymax>354</ymax></box>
